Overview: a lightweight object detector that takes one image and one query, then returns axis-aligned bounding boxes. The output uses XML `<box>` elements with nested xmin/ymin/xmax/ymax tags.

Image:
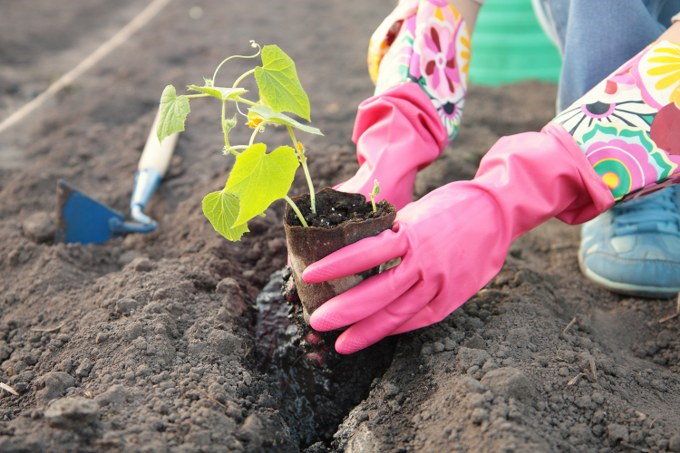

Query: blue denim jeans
<box><xmin>534</xmin><ymin>0</ymin><xmax>680</xmax><ymax>111</ymax></box>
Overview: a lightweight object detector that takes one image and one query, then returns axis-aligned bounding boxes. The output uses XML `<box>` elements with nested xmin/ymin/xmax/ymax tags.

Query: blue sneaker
<box><xmin>579</xmin><ymin>186</ymin><xmax>680</xmax><ymax>298</ymax></box>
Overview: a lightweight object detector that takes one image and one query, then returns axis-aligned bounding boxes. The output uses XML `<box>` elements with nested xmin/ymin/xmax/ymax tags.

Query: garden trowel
<box><xmin>56</xmin><ymin>112</ymin><xmax>178</xmax><ymax>244</ymax></box>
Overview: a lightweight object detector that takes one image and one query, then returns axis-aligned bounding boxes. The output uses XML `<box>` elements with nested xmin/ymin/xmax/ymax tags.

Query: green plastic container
<box><xmin>469</xmin><ymin>0</ymin><xmax>562</xmax><ymax>86</ymax></box>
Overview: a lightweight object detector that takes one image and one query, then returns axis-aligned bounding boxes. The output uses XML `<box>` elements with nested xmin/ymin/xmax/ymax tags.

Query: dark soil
<box><xmin>0</xmin><ymin>1</ymin><xmax>679</xmax><ymax>452</ymax></box>
<box><xmin>255</xmin><ymin>269</ymin><xmax>396</xmax><ymax>448</ymax></box>
<box><xmin>287</xmin><ymin>188</ymin><xmax>393</xmax><ymax>228</ymax></box>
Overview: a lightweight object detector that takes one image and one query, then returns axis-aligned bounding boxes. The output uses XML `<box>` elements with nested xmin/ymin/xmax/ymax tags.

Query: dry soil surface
<box><xmin>0</xmin><ymin>0</ymin><xmax>679</xmax><ymax>452</ymax></box>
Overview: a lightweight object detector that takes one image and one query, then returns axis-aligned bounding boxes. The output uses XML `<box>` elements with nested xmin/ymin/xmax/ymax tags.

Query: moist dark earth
<box><xmin>287</xmin><ymin>188</ymin><xmax>394</xmax><ymax>228</ymax></box>
<box><xmin>0</xmin><ymin>0</ymin><xmax>679</xmax><ymax>451</ymax></box>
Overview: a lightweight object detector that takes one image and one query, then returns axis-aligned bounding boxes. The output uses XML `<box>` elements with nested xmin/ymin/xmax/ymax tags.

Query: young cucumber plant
<box><xmin>156</xmin><ymin>41</ymin><xmax>322</xmax><ymax>240</ymax></box>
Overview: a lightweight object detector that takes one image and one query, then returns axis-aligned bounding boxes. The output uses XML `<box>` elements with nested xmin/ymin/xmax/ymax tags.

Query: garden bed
<box><xmin>0</xmin><ymin>0</ymin><xmax>678</xmax><ymax>451</ymax></box>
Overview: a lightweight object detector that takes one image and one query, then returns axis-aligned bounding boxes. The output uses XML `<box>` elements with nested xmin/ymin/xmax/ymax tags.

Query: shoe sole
<box><xmin>578</xmin><ymin>254</ymin><xmax>680</xmax><ymax>299</ymax></box>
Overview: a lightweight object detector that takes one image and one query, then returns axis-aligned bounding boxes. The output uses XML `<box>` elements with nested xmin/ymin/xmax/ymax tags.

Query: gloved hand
<box><xmin>307</xmin><ymin>38</ymin><xmax>680</xmax><ymax>355</ymax></box>
<box><xmin>336</xmin><ymin>84</ymin><xmax>448</xmax><ymax>209</ymax></box>
<box><xmin>303</xmin><ymin>125</ymin><xmax>614</xmax><ymax>354</ymax></box>
<box><xmin>338</xmin><ymin>0</ymin><xmax>470</xmax><ymax>209</ymax></box>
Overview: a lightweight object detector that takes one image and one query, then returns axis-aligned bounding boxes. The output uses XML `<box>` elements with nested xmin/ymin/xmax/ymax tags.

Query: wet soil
<box><xmin>0</xmin><ymin>0</ymin><xmax>679</xmax><ymax>452</ymax></box>
<box><xmin>255</xmin><ymin>269</ymin><xmax>395</xmax><ymax>449</ymax></box>
<box><xmin>287</xmin><ymin>188</ymin><xmax>393</xmax><ymax>228</ymax></box>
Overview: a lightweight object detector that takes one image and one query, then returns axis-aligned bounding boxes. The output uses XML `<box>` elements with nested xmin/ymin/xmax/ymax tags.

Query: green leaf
<box><xmin>248</xmin><ymin>104</ymin><xmax>323</xmax><ymax>136</ymax></box>
<box><xmin>201</xmin><ymin>190</ymin><xmax>249</xmax><ymax>241</ymax></box>
<box><xmin>225</xmin><ymin>143</ymin><xmax>299</xmax><ymax>226</ymax></box>
<box><xmin>187</xmin><ymin>84</ymin><xmax>247</xmax><ymax>101</ymax></box>
<box><xmin>157</xmin><ymin>85</ymin><xmax>190</xmax><ymax>142</ymax></box>
<box><xmin>254</xmin><ymin>45</ymin><xmax>311</xmax><ymax>120</ymax></box>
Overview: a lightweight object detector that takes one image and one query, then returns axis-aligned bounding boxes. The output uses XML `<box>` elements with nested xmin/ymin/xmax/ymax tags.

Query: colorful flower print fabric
<box><xmin>367</xmin><ymin>0</ymin><xmax>471</xmax><ymax>142</ymax></box>
<box><xmin>554</xmin><ymin>41</ymin><xmax>680</xmax><ymax>202</ymax></box>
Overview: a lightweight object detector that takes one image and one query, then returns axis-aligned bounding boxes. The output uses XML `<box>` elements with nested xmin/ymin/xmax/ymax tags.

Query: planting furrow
<box><xmin>253</xmin><ymin>269</ymin><xmax>396</xmax><ymax>449</ymax></box>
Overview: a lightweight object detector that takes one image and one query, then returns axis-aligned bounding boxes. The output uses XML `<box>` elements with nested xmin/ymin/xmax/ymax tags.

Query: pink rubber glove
<box><xmin>338</xmin><ymin>0</ymin><xmax>470</xmax><ymax>209</ymax></box>
<box><xmin>303</xmin><ymin>125</ymin><xmax>614</xmax><ymax>354</ymax></box>
<box><xmin>337</xmin><ymin>83</ymin><xmax>448</xmax><ymax>209</ymax></box>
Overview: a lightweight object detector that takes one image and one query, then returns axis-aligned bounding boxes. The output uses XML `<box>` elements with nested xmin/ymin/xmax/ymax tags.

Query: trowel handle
<box><xmin>138</xmin><ymin>110</ymin><xmax>178</xmax><ymax>176</ymax></box>
<box><xmin>129</xmin><ymin>110</ymin><xmax>179</xmax><ymax>221</ymax></box>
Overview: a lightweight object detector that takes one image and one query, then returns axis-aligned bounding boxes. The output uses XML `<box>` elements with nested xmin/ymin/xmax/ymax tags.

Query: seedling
<box><xmin>156</xmin><ymin>41</ymin><xmax>322</xmax><ymax>240</ymax></box>
<box><xmin>369</xmin><ymin>179</ymin><xmax>380</xmax><ymax>213</ymax></box>
<box><xmin>157</xmin><ymin>42</ymin><xmax>397</xmax><ymax>321</ymax></box>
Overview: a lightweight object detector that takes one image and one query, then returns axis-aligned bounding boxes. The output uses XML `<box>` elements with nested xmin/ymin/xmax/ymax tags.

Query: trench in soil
<box><xmin>253</xmin><ymin>269</ymin><xmax>396</xmax><ymax>448</ymax></box>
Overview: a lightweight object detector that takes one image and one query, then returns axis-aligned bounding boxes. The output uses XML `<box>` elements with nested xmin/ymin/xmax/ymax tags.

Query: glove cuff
<box><xmin>473</xmin><ymin>129</ymin><xmax>615</xmax><ymax>243</ymax></box>
<box><xmin>353</xmin><ymin>82</ymin><xmax>448</xmax><ymax>153</ymax></box>
<box><xmin>543</xmin><ymin>123</ymin><xmax>617</xmax><ymax>224</ymax></box>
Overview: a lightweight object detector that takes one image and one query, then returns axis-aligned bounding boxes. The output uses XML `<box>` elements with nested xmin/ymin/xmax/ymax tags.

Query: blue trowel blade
<box><xmin>56</xmin><ymin>180</ymin><xmax>125</xmax><ymax>244</ymax></box>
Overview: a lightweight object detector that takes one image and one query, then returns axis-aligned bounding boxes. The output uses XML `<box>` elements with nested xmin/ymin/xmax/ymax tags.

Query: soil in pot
<box><xmin>284</xmin><ymin>187</ymin><xmax>396</xmax><ymax>322</ymax></box>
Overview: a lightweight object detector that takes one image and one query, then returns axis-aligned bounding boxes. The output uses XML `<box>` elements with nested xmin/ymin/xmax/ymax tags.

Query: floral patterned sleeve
<box><xmin>367</xmin><ymin>0</ymin><xmax>471</xmax><ymax>142</ymax></box>
<box><xmin>552</xmin><ymin>40</ymin><xmax>680</xmax><ymax>202</ymax></box>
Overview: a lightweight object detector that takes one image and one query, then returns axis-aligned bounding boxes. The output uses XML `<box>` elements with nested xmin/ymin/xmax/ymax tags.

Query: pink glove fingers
<box><xmin>391</xmin><ymin>299</ymin><xmax>449</xmax><ymax>335</ymax></box>
<box><xmin>335</xmin><ymin>281</ymin><xmax>436</xmax><ymax>354</ymax></box>
<box><xmin>309</xmin><ymin>263</ymin><xmax>419</xmax><ymax>332</ymax></box>
<box><xmin>390</xmin><ymin>263</ymin><xmax>508</xmax><ymax>335</ymax></box>
<box><xmin>302</xmin><ymin>228</ymin><xmax>408</xmax><ymax>284</ymax></box>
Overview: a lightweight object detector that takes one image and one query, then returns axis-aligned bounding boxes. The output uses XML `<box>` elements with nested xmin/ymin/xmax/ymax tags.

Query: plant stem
<box><xmin>220</xmin><ymin>101</ymin><xmax>239</xmax><ymax>157</ymax></box>
<box><xmin>224</xmin><ymin>145</ymin><xmax>247</xmax><ymax>157</ymax></box>
<box><xmin>232</xmin><ymin>68</ymin><xmax>255</xmax><ymax>88</ymax></box>
<box><xmin>211</xmin><ymin>43</ymin><xmax>261</xmax><ymax>86</ymax></box>
<box><xmin>229</xmin><ymin>97</ymin><xmax>256</xmax><ymax>120</ymax></box>
<box><xmin>248</xmin><ymin>125</ymin><xmax>260</xmax><ymax>146</ymax></box>
<box><xmin>186</xmin><ymin>93</ymin><xmax>209</xmax><ymax>99</ymax></box>
<box><xmin>234</xmin><ymin>97</ymin><xmax>256</xmax><ymax>106</ymax></box>
<box><xmin>232</xmin><ymin>101</ymin><xmax>248</xmax><ymax>119</ymax></box>
<box><xmin>287</xmin><ymin>126</ymin><xmax>316</xmax><ymax>214</ymax></box>
<box><xmin>370</xmin><ymin>179</ymin><xmax>380</xmax><ymax>213</ymax></box>
<box><xmin>284</xmin><ymin>196</ymin><xmax>308</xmax><ymax>227</ymax></box>
<box><xmin>221</xmin><ymin>100</ymin><xmax>229</xmax><ymax>147</ymax></box>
